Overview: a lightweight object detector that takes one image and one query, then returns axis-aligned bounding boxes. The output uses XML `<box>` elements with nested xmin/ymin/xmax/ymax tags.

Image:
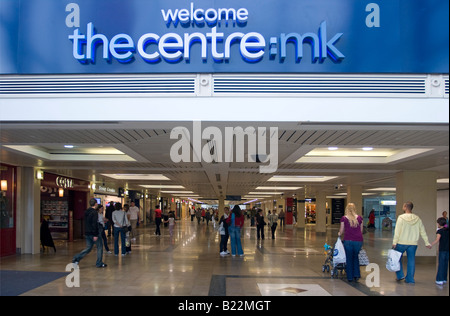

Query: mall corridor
<box><xmin>0</xmin><ymin>218</ymin><xmax>447</xmax><ymax>297</ymax></box>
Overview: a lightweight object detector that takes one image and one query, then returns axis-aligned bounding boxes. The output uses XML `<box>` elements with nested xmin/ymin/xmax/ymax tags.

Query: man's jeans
<box><xmin>395</xmin><ymin>244</ymin><xmax>418</xmax><ymax>283</ymax></box>
<box><xmin>72</xmin><ymin>234</ymin><xmax>103</xmax><ymax>267</ymax></box>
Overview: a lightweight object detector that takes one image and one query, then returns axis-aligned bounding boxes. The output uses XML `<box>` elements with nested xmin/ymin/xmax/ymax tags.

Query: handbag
<box><xmin>358</xmin><ymin>248</ymin><xmax>370</xmax><ymax>266</ymax></box>
<box><xmin>386</xmin><ymin>249</ymin><xmax>402</xmax><ymax>272</ymax></box>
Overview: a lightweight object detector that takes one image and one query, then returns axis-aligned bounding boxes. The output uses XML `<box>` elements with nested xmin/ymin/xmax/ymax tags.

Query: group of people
<box><xmin>339</xmin><ymin>202</ymin><xmax>449</xmax><ymax>285</ymax></box>
<box><xmin>72</xmin><ymin>199</ymin><xmax>141</xmax><ymax>268</ymax></box>
<box><xmin>71</xmin><ymin>198</ymin><xmax>449</xmax><ymax>287</ymax></box>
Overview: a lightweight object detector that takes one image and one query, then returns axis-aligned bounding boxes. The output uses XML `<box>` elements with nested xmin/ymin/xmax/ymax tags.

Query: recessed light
<box><xmin>362</xmin><ymin>147</ymin><xmax>374</xmax><ymax>151</ymax></box>
<box><xmin>64</xmin><ymin>145</ymin><xmax>74</xmax><ymax>148</ymax></box>
<box><xmin>328</xmin><ymin>147</ymin><xmax>339</xmax><ymax>151</ymax></box>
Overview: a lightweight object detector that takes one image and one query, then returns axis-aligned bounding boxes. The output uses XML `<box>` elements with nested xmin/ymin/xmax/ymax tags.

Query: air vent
<box><xmin>444</xmin><ymin>76</ymin><xmax>449</xmax><ymax>97</ymax></box>
<box><xmin>0</xmin><ymin>75</ymin><xmax>197</xmax><ymax>96</ymax></box>
<box><xmin>213</xmin><ymin>74</ymin><xmax>428</xmax><ymax>97</ymax></box>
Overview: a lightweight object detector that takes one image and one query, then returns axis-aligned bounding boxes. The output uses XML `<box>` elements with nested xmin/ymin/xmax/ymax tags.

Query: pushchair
<box><xmin>322</xmin><ymin>242</ymin><xmax>346</xmax><ymax>278</ymax></box>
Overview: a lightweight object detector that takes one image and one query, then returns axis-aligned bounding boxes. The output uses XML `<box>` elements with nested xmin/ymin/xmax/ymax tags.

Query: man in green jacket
<box><xmin>392</xmin><ymin>201</ymin><xmax>431</xmax><ymax>284</ymax></box>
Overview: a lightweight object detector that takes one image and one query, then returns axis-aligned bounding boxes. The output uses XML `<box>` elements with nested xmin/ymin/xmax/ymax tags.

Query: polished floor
<box><xmin>1</xmin><ymin>218</ymin><xmax>448</xmax><ymax>296</ymax></box>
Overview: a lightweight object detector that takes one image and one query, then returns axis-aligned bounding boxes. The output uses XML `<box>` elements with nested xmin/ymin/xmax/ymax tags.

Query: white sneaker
<box><xmin>436</xmin><ymin>281</ymin><xmax>444</xmax><ymax>285</ymax></box>
<box><xmin>220</xmin><ymin>251</ymin><xmax>228</xmax><ymax>256</ymax></box>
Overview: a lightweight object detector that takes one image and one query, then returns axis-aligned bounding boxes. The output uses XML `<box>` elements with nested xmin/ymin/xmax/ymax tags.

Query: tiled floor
<box><xmin>1</xmin><ymin>219</ymin><xmax>448</xmax><ymax>296</ymax></box>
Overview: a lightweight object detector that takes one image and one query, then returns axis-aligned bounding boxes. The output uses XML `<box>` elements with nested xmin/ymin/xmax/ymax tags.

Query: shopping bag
<box><xmin>333</xmin><ymin>237</ymin><xmax>346</xmax><ymax>265</ymax></box>
<box><xmin>386</xmin><ymin>249</ymin><xmax>402</xmax><ymax>272</ymax></box>
<box><xmin>358</xmin><ymin>248</ymin><xmax>370</xmax><ymax>266</ymax></box>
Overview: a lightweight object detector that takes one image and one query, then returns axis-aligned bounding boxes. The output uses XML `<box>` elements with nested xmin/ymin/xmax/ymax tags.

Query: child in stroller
<box><xmin>322</xmin><ymin>243</ymin><xmax>346</xmax><ymax>278</ymax></box>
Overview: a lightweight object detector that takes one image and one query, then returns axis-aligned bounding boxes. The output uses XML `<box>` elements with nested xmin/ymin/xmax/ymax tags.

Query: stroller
<box><xmin>322</xmin><ymin>242</ymin><xmax>346</xmax><ymax>278</ymax></box>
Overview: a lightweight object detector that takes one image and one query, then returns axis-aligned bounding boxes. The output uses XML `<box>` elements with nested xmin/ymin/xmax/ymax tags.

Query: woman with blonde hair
<box><xmin>339</xmin><ymin>203</ymin><xmax>364</xmax><ymax>282</ymax></box>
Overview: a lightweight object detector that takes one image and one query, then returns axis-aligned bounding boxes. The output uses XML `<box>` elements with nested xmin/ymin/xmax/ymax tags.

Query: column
<box><xmin>396</xmin><ymin>171</ymin><xmax>437</xmax><ymax>257</ymax></box>
<box><xmin>17</xmin><ymin>167</ymin><xmax>41</xmax><ymax>254</ymax></box>
<box><xmin>347</xmin><ymin>185</ymin><xmax>363</xmax><ymax>215</ymax></box>
<box><xmin>315</xmin><ymin>191</ymin><xmax>327</xmax><ymax>234</ymax></box>
<box><xmin>218</xmin><ymin>197</ymin><xmax>225</xmax><ymax>217</ymax></box>
<box><xmin>297</xmin><ymin>200</ymin><xmax>306</xmax><ymax>229</ymax></box>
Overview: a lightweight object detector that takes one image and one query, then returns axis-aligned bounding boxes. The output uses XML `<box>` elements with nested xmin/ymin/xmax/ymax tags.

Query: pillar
<box><xmin>218</xmin><ymin>197</ymin><xmax>225</xmax><ymax>217</ymax></box>
<box><xmin>18</xmin><ymin>167</ymin><xmax>41</xmax><ymax>254</ymax></box>
<box><xmin>396</xmin><ymin>171</ymin><xmax>437</xmax><ymax>257</ymax></box>
<box><xmin>316</xmin><ymin>191</ymin><xmax>327</xmax><ymax>234</ymax></box>
<box><xmin>347</xmin><ymin>185</ymin><xmax>363</xmax><ymax>215</ymax></box>
<box><xmin>297</xmin><ymin>200</ymin><xmax>306</xmax><ymax>229</ymax></box>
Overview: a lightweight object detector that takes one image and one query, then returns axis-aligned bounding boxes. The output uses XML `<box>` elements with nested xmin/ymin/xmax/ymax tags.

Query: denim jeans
<box><xmin>229</xmin><ymin>226</ymin><xmax>243</xmax><ymax>256</ymax></box>
<box><xmin>395</xmin><ymin>244</ymin><xmax>418</xmax><ymax>283</ymax></box>
<box><xmin>114</xmin><ymin>226</ymin><xmax>126</xmax><ymax>255</ymax></box>
<box><xmin>220</xmin><ymin>233</ymin><xmax>229</xmax><ymax>253</ymax></box>
<box><xmin>343</xmin><ymin>240</ymin><xmax>362</xmax><ymax>281</ymax></box>
<box><xmin>72</xmin><ymin>234</ymin><xmax>103</xmax><ymax>267</ymax></box>
<box><xmin>436</xmin><ymin>251</ymin><xmax>449</xmax><ymax>282</ymax></box>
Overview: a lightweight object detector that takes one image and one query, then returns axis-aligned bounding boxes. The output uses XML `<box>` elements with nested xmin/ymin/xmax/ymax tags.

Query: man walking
<box><xmin>72</xmin><ymin>198</ymin><xmax>107</xmax><ymax>268</ymax></box>
<box><xmin>392</xmin><ymin>201</ymin><xmax>430</xmax><ymax>284</ymax></box>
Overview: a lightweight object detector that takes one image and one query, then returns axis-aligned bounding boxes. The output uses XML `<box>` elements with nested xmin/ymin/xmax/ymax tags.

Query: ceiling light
<box><xmin>255</xmin><ymin>186</ymin><xmax>301</xmax><ymax>190</ymax></box>
<box><xmin>437</xmin><ymin>178</ymin><xmax>449</xmax><ymax>184</ymax></box>
<box><xmin>328</xmin><ymin>147</ymin><xmax>339</xmax><ymax>151</ymax></box>
<box><xmin>367</xmin><ymin>187</ymin><xmax>396</xmax><ymax>191</ymax></box>
<box><xmin>64</xmin><ymin>145</ymin><xmax>74</xmax><ymax>148</ymax></box>
<box><xmin>248</xmin><ymin>192</ymin><xmax>284</xmax><ymax>195</ymax></box>
<box><xmin>268</xmin><ymin>176</ymin><xmax>338</xmax><ymax>182</ymax></box>
<box><xmin>362</xmin><ymin>147</ymin><xmax>374</xmax><ymax>151</ymax></box>
<box><xmin>140</xmin><ymin>185</ymin><xmax>185</xmax><ymax>189</ymax></box>
<box><xmin>160</xmin><ymin>191</ymin><xmax>194</xmax><ymax>194</ymax></box>
<box><xmin>101</xmin><ymin>174</ymin><xmax>170</xmax><ymax>181</ymax></box>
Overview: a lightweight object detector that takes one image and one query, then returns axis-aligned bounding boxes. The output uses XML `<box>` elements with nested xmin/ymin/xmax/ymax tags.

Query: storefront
<box><xmin>0</xmin><ymin>164</ymin><xmax>17</xmax><ymax>257</ymax></box>
<box><xmin>40</xmin><ymin>173</ymin><xmax>90</xmax><ymax>240</ymax></box>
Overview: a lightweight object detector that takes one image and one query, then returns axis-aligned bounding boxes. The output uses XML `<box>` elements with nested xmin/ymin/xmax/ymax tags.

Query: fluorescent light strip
<box><xmin>140</xmin><ymin>185</ymin><xmax>185</xmax><ymax>189</ymax></box>
<box><xmin>160</xmin><ymin>191</ymin><xmax>194</xmax><ymax>194</ymax></box>
<box><xmin>268</xmin><ymin>176</ymin><xmax>338</xmax><ymax>182</ymax></box>
<box><xmin>255</xmin><ymin>186</ymin><xmax>301</xmax><ymax>190</ymax></box>
<box><xmin>101</xmin><ymin>174</ymin><xmax>170</xmax><ymax>181</ymax></box>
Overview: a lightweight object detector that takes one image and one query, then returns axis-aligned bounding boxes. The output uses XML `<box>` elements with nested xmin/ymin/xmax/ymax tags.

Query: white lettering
<box><xmin>65</xmin><ymin>3</ymin><xmax>80</xmax><ymax>28</ymax></box>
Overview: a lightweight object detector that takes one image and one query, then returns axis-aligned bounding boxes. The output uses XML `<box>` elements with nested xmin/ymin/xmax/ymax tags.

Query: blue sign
<box><xmin>0</xmin><ymin>0</ymin><xmax>448</xmax><ymax>74</ymax></box>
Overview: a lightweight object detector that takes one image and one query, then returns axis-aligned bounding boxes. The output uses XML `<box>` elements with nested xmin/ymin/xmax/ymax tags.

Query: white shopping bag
<box><xmin>386</xmin><ymin>249</ymin><xmax>402</xmax><ymax>272</ymax></box>
<box><xmin>333</xmin><ymin>237</ymin><xmax>346</xmax><ymax>266</ymax></box>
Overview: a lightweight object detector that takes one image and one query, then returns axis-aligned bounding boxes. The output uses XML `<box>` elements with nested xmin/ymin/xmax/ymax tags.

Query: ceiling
<box><xmin>1</xmin><ymin>120</ymin><xmax>448</xmax><ymax>204</ymax></box>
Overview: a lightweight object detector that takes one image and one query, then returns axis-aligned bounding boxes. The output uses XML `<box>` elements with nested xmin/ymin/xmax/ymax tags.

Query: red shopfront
<box><xmin>0</xmin><ymin>164</ymin><xmax>17</xmax><ymax>257</ymax></box>
<box><xmin>40</xmin><ymin>173</ymin><xmax>90</xmax><ymax>240</ymax></box>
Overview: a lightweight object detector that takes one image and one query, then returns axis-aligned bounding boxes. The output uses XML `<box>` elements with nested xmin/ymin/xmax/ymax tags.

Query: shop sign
<box><xmin>0</xmin><ymin>0</ymin><xmax>448</xmax><ymax>74</ymax></box>
<box><xmin>97</xmin><ymin>185</ymin><xmax>117</xmax><ymax>195</ymax></box>
<box><xmin>56</xmin><ymin>176</ymin><xmax>74</xmax><ymax>189</ymax></box>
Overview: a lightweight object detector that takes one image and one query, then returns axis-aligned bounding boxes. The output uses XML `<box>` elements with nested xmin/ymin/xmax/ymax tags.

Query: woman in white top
<box><xmin>112</xmin><ymin>203</ymin><xmax>130</xmax><ymax>256</ymax></box>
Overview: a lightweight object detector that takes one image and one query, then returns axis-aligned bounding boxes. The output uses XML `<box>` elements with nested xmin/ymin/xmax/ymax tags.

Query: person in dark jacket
<box><xmin>72</xmin><ymin>198</ymin><xmax>107</xmax><ymax>268</ymax></box>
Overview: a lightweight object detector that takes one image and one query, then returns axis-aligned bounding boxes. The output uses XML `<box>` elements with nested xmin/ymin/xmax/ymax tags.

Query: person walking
<box><xmin>278</xmin><ymin>209</ymin><xmax>285</xmax><ymax>228</ymax></box>
<box><xmin>112</xmin><ymin>203</ymin><xmax>130</xmax><ymax>256</ymax></box>
<box><xmin>392</xmin><ymin>201</ymin><xmax>431</xmax><ymax>284</ymax></box>
<box><xmin>72</xmin><ymin>198</ymin><xmax>107</xmax><ymax>268</ymax></box>
<box><xmin>219</xmin><ymin>207</ymin><xmax>230</xmax><ymax>256</ymax></box>
<box><xmin>165</xmin><ymin>212</ymin><xmax>176</xmax><ymax>238</ymax></box>
<box><xmin>338</xmin><ymin>203</ymin><xmax>363</xmax><ymax>282</ymax></box>
<box><xmin>256</xmin><ymin>209</ymin><xmax>266</xmax><ymax>240</ymax></box>
<box><xmin>154</xmin><ymin>206</ymin><xmax>162</xmax><ymax>236</ymax></box>
<box><xmin>227</xmin><ymin>205</ymin><xmax>244</xmax><ymax>257</ymax></box>
<box><xmin>429</xmin><ymin>217</ymin><xmax>449</xmax><ymax>285</ymax></box>
<box><xmin>105</xmin><ymin>202</ymin><xmax>115</xmax><ymax>237</ymax></box>
<box><xmin>97</xmin><ymin>204</ymin><xmax>111</xmax><ymax>254</ymax></box>
<box><xmin>268</xmin><ymin>209</ymin><xmax>279</xmax><ymax>239</ymax></box>
<box><xmin>128</xmin><ymin>201</ymin><xmax>140</xmax><ymax>240</ymax></box>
